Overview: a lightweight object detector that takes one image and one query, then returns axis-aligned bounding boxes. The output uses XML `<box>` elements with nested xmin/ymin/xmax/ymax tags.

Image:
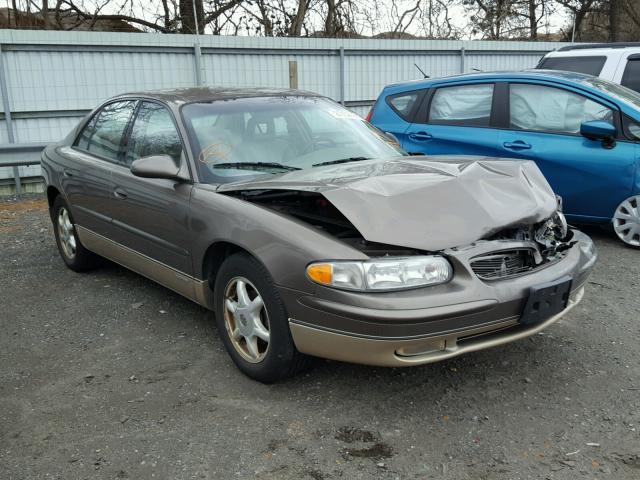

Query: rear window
<box><xmin>386</xmin><ymin>92</ymin><xmax>420</xmax><ymax>120</ymax></box>
<box><xmin>538</xmin><ymin>56</ymin><xmax>607</xmax><ymax>76</ymax></box>
<box><xmin>621</xmin><ymin>58</ymin><xmax>640</xmax><ymax>93</ymax></box>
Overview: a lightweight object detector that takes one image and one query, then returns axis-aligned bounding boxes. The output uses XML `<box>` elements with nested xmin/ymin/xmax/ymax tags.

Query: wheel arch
<box><xmin>46</xmin><ymin>185</ymin><xmax>60</xmax><ymax>208</ymax></box>
<box><xmin>201</xmin><ymin>241</ymin><xmax>257</xmax><ymax>289</ymax></box>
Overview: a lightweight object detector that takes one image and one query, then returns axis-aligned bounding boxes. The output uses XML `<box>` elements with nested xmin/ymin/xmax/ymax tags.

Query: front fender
<box><xmin>189</xmin><ymin>187</ymin><xmax>368</xmax><ymax>293</ymax></box>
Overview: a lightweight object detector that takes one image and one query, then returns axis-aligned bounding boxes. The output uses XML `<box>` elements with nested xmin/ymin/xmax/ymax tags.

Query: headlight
<box><xmin>306</xmin><ymin>256</ymin><xmax>453</xmax><ymax>292</ymax></box>
<box><xmin>535</xmin><ymin>211</ymin><xmax>569</xmax><ymax>246</ymax></box>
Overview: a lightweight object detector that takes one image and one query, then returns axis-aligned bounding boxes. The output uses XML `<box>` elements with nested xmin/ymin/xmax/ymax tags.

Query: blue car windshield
<box><xmin>581</xmin><ymin>77</ymin><xmax>640</xmax><ymax>111</ymax></box>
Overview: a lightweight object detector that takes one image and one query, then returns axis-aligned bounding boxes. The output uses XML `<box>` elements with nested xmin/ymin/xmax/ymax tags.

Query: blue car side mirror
<box><xmin>580</xmin><ymin>120</ymin><xmax>616</xmax><ymax>148</ymax></box>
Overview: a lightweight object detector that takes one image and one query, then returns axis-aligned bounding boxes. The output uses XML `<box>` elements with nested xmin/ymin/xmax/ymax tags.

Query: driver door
<box><xmin>497</xmin><ymin>82</ymin><xmax>636</xmax><ymax>221</ymax></box>
<box><xmin>109</xmin><ymin>101</ymin><xmax>194</xmax><ymax>275</ymax></box>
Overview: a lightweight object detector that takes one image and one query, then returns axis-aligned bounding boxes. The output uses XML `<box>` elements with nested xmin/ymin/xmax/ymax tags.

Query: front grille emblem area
<box><xmin>470</xmin><ymin>249</ymin><xmax>539</xmax><ymax>281</ymax></box>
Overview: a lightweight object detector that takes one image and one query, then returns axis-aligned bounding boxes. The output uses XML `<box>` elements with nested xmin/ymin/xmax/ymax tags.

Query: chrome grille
<box><xmin>470</xmin><ymin>249</ymin><xmax>537</xmax><ymax>280</ymax></box>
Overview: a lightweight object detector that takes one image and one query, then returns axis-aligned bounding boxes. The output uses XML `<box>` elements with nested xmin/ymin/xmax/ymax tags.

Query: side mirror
<box><xmin>580</xmin><ymin>120</ymin><xmax>616</xmax><ymax>148</ymax></box>
<box><xmin>130</xmin><ymin>154</ymin><xmax>186</xmax><ymax>181</ymax></box>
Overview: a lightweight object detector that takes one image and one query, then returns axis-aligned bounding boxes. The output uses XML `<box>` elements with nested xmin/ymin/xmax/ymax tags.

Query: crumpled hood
<box><xmin>217</xmin><ymin>156</ymin><xmax>558</xmax><ymax>251</ymax></box>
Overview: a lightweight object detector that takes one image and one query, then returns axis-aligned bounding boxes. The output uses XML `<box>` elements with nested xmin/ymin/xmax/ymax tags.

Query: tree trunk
<box><xmin>529</xmin><ymin>0</ymin><xmax>537</xmax><ymax>39</ymax></box>
<box><xmin>43</xmin><ymin>0</ymin><xmax>50</xmax><ymax>30</ymax></box>
<box><xmin>290</xmin><ymin>0</ymin><xmax>308</xmax><ymax>37</ymax></box>
<box><xmin>180</xmin><ymin>0</ymin><xmax>205</xmax><ymax>34</ymax></box>
<box><xmin>609</xmin><ymin>0</ymin><xmax>623</xmax><ymax>42</ymax></box>
<box><xmin>325</xmin><ymin>0</ymin><xmax>337</xmax><ymax>36</ymax></box>
<box><xmin>11</xmin><ymin>0</ymin><xmax>18</xmax><ymax>27</ymax></box>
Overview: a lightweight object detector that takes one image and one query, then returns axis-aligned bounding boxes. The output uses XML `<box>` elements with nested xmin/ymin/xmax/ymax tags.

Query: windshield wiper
<box><xmin>212</xmin><ymin>162</ymin><xmax>301</xmax><ymax>172</ymax></box>
<box><xmin>312</xmin><ymin>156</ymin><xmax>371</xmax><ymax>167</ymax></box>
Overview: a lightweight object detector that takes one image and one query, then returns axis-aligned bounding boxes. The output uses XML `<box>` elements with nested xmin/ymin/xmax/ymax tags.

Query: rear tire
<box><xmin>213</xmin><ymin>252</ymin><xmax>310</xmax><ymax>383</ymax></box>
<box><xmin>51</xmin><ymin>195</ymin><xmax>101</xmax><ymax>271</ymax></box>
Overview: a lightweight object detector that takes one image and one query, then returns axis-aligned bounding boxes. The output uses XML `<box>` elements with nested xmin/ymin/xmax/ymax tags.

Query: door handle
<box><xmin>113</xmin><ymin>188</ymin><xmax>128</xmax><ymax>200</ymax></box>
<box><xmin>503</xmin><ymin>140</ymin><xmax>532</xmax><ymax>150</ymax></box>
<box><xmin>63</xmin><ymin>168</ymin><xmax>74</xmax><ymax>178</ymax></box>
<box><xmin>408</xmin><ymin>131</ymin><xmax>433</xmax><ymax>141</ymax></box>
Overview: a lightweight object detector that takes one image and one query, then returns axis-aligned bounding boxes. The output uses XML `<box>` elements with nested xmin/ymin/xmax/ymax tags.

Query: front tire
<box><xmin>612</xmin><ymin>195</ymin><xmax>640</xmax><ymax>248</ymax></box>
<box><xmin>51</xmin><ymin>195</ymin><xmax>101</xmax><ymax>271</ymax></box>
<box><xmin>213</xmin><ymin>253</ymin><xmax>309</xmax><ymax>383</ymax></box>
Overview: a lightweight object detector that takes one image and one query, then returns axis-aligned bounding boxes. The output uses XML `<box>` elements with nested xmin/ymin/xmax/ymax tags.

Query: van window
<box><xmin>538</xmin><ymin>56</ymin><xmax>607</xmax><ymax>76</ymax></box>
<box><xmin>621</xmin><ymin>59</ymin><xmax>640</xmax><ymax>93</ymax></box>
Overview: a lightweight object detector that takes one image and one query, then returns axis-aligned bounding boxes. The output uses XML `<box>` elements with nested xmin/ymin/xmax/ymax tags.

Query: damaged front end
<box><xmin>223</xmin><ymin>189</ymin><xmax>426</xmax><ymax>257</ymax></box>
<box><xmin>222</xmin><ymin>187</ymin><xmax>578</xmax><ymax>287</ymax></box>
<box><xmin>468</xmin><ymin>211</ymin><xmax>577</xmax><ymax>281</ymax></box>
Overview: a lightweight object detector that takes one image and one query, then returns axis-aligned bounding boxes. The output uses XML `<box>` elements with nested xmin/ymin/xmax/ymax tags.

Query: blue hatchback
<box><xmin>369</xmin><ymin>70</ymin><xmax>640</xmax><ymax>247</ymax></box>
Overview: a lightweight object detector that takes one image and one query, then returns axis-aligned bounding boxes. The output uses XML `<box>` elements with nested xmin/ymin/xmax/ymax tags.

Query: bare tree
<box><xmin>555</xmin><ymin>0</ymin><xmax>599</xmax><ymax>40</ymax></box>
<box><xmin>463</xmin><ymin>0</ymin><xmax>519</xmax><ymax>39</ymax></box>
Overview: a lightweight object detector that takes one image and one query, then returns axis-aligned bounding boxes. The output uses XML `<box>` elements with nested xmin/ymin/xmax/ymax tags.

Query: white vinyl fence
<box><xmin>0</xmin><ymin>29</ymin><xmax>570</xmax><ymax>193</ymax></box>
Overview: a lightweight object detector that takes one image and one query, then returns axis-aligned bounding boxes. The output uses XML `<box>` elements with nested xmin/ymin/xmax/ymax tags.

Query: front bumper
<box><xmin>282</xmin><ymin>229</ymin><xmax>596</xmax><ymax>366</ymax></box>
<box><xmin>289</xmin><ymin>287</ymin><xmax>583</xmax><ymax>367</ymax></box>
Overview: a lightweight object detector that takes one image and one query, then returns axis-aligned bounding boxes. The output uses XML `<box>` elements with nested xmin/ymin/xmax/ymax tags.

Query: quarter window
<box><xmin>126</xmin><ymin>102</ymin><xmax>183</xmax><ymax>166</ymax></box>
<box><xmin>76</xmin><ymin>101</ymin><xmax>136</xmax><ymax>162</ymax></box>
<box><xmin>538</xmin><ymin>56</ymin><xmax>607</xmax><ymax>76</ymax></box>
<box><xmin>387</xmin><ymin>92</ymin><xmax>419</xmax><ymax>119</ymax></box>
<box><xmin>621</xmin><ymin>59</ymin><xmax>640</xmax><ymax>93</ymax></box>
<box><xmin>428</xmin><ymin>84</ymin><xmax>494</xmax><ymax>126</ymax></box>
<box><xmin>509</xmin><ymin>84</ymin><xmax>614</xmax><ymax>134</ymax></box>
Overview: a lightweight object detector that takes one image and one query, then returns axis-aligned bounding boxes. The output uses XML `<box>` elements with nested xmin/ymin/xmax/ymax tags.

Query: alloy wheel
<box><xmin>223</xmin><ymin>277</ymin><xmax>270</xmax><ymax>363</ymax></box>
<box><xmin>57</xmin><ymin>206</ymin><xmax>77</xmax><ymax>259</ymax></box>
<box><xmin>613</xmin><ymin>195</ymin><xmax>640</xmax><ymax>247</ymax></box>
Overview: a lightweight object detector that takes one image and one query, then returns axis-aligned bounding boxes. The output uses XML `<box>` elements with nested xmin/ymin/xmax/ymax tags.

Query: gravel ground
<box><xmin>1</xmin><ymin>194</ymin><xmax>639</xmax><ymax>480</ymax></box>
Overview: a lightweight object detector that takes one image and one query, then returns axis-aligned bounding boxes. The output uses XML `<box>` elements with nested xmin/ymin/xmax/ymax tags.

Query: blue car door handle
<box><xmin>408</xmin><ymin>131</ymin><xmax>432</xmax><ymax>141</ymax></box>
<box><xmin>503</xmin><ymin>140</ymin><xmax>532</xmax><ymax>150</ymax></box>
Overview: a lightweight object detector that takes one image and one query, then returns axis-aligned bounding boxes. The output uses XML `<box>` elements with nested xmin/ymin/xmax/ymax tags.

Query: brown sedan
<box><xmin>42</xmin><ymin>88</ymin><xmax>597</xmax><ymax>383</ymax></box>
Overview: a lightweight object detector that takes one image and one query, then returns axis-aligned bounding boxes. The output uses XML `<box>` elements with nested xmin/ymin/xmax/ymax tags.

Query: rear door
<box><xmin>63</xmin><ymin>100</ymin><xmax>137</xmax><ymax>236</ymax></box>
<box><xmin>497</xmin><ymin>82</ymin><xmax>636</xmax><ymax>221</ymax></box>
<box><xmin>402</xmin><ymin>82</ymin><xmax>503</xmax><ymax>157</ymax></box>
<box><xmin>109</xmin><ymin>100</ymin><xmax>194</xmax><ymax>274</ymax></box>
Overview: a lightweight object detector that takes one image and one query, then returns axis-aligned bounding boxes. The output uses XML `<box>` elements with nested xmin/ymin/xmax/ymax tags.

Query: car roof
<box><xmin>116</xmin><ymin>87</ymin><xmax>323</xmax><ymax>104</ymax></box>
<box><xmin>386</xmin><ymin>69</ymin><xmax>594</xmax><ymax>90</ymax></box>
<box><xmin>556</xmin><ymin>42</ymin><xmax>640</xmax><ymax>52</ymax></box>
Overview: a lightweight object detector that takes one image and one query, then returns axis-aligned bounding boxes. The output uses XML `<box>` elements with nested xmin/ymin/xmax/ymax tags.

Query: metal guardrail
<box><xmin>0</xmin><ymin>142</ymin><xmax>46</xmax><ymax>193</ymax></box>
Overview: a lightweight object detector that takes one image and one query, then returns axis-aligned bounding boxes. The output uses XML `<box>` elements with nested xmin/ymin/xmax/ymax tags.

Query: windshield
<box><xmin>581</xmin><ymin>76</ymin><xmax>640</xmax><ymax>111</ymax></box>
<box><xmin>181</xmin><ymin>96</ymin><xmax>404</xmax><ymax>184</ymax></box>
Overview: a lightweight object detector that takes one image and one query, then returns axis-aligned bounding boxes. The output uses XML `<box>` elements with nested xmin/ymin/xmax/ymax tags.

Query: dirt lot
<box><xmin>1</xmin><ymin>194</ymin><xmax>639</xmax><ymax>480</ymax></box>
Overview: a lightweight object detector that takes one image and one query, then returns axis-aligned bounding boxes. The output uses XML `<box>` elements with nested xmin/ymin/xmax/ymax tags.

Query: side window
<box><xmin>428</xmin><ymin>84</ymin><xmax>494</xmax><ymax>126</ymax></box>
<box><xmin>75</xmin><ymin>101</ymin><xmax>136</xmax><ymax>162</ymax></box>
<box><xmin>623</xmin><ymin>115</ymin><xmax>640</xmax><ymax>141</ymax></box>
<box><xmin>126</xmin><ymin>102</ymin><xmax>183</xmax><ymax>166</ymax></box>
<box><xmin>509</xmin><ymin>84</ymin><xmax>614</xmax><ymax>134</ymax></box>
<box><xmin>538</xmin><ymin>56</ymin><xmax>607</xmax><ymax>76</ymax></box>
<box><xmin>387</xmin><ymin>92</ymin><xmax>419</xmax><ymax>119</ymax></box>
<box><xmin>621</xmin><ymin>59</ymin><xmax>640</xmax><ymax>93</ymax></box>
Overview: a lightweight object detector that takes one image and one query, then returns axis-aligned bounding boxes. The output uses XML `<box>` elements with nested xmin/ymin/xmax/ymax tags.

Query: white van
<box><xmin>537</xmin><ymin>43</ymin><xmax>640</xmax><ymax>93</ymax></box>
